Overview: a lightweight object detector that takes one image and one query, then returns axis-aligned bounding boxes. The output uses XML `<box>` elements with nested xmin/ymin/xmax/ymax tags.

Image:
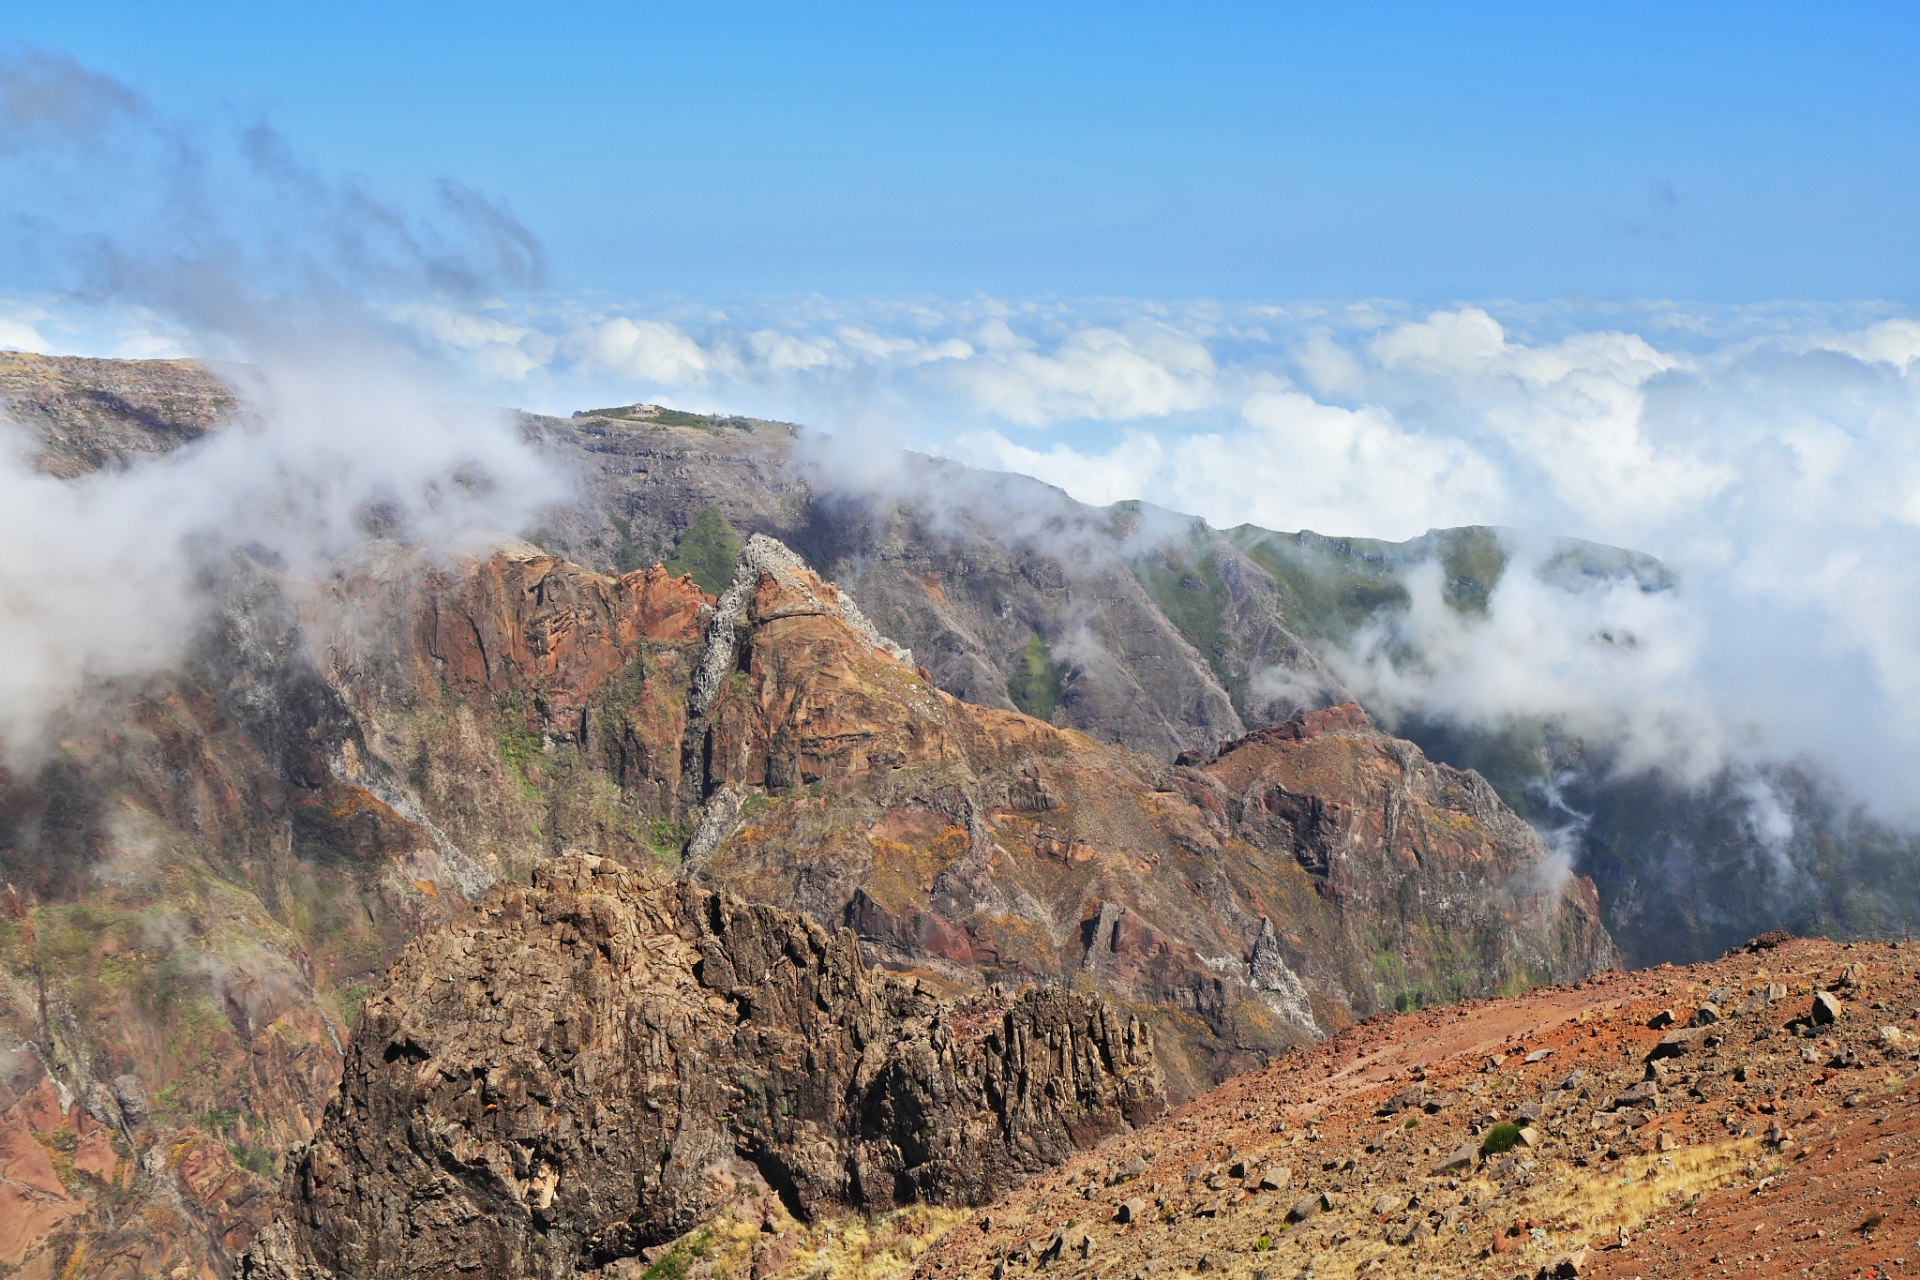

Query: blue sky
<box><xmin>10</xmin><ymin>0</ymin><xmax>1919</xmax><ymax>300</ymax></box>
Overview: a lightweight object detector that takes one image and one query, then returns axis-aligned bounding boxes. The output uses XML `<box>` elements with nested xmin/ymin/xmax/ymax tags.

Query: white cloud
<box><xmin>932</xmin><ymin>324</ymin><xmax>1219</xmax><ymax>425</ymax></box>
<box><xmin>573</xmin><ymin>316</ymin><xmax>714</xmax><ymax>384</ymax></box>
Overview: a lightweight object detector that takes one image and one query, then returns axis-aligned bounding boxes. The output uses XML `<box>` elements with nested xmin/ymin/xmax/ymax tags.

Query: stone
<box><xmin>1558</xmin><ymin>1069</ymin><xmax>1585</xmax><ymax>1090</ymax></box>
<box><xmin>1257</xmin><ymin>1164</ymin><xmax>1291</xmax><ymax>1192</ymax></box>
<box><xmin>1647</xmin><ymin>1027</ymin><xmax>1709</xmax><ymax>1060</ymax></box>
<box><xmin>1115</xmin><ymin>1198</ymin><xmax>1147</xmax><ymax>1224</ymax></box>
<box><xmin>1286</xmin><ymin>1194</ymin><xmax>1324</xmax><ymax>1223</ymax></box>
<box><xmin>108</xmin><ymin>1074</ymin><xmax>150</xmax><ymax>1128</ymax></box>
<box><xmin>1517</xmin><ymin>1127</ymin><xmax>1542</xmax><ymax>1148</ymax></box>
<box><xmin>1689</xmin><ymin>1002</ymin><xmax>1721</xmax><ymax>1027</ymax></box>
<box><xmin>1881</xmin><ymin>1026</ymin><xmax>1908</xmax><ymax>1046</ymax></box>
<box><xmin>1546</xmin><ymin>1245</ymin><xmax>1591</xmax><ymax>1277</ymax></box>
<box><xmin>1813</xmin><ymin>991</ymin><xmax>1843</xmax><ymax>1024</ymax></box>
<box><xmin>1617</xmin><ymin>1081</ymin><xmax>1659</xmax><ymax>1107</ymax></box>
<box><xmin>1432</xmin><ymin>1143</ymin><xmax>1477</xmax><ymax>1174</ymax></box>
<box><xmin>1646</xmin><ymin>1009</ymin><xmax>1676</xmax><ymax>1029</ymax></box>
<box><xmin>1524</xmin><ymin>1048</ymin><xmax>1553</xmax><ymax>1063</ymax></box>
<box><xmin>1371</xmin><ymin>1194</ymin><xmax>1406</xmax><ymax>1217</ymax></box>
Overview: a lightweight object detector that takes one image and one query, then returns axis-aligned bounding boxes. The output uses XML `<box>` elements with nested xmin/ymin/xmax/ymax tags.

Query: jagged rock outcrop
<box><xmin>241</xmin><ymin>855</ymin><xmax>1163</xmax><ymax>1279</ymax></box>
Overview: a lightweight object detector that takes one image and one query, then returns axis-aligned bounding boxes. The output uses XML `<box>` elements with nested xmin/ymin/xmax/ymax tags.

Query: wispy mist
<box><xmin>0</xmin><ymin>49</ymin><xmax>567</xmax><ymax>761</ymax></box>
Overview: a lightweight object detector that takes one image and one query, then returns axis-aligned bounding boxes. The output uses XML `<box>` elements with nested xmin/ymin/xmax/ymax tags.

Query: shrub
<box><xmin>1481</xmin><ymin>1121</ymin><xmax>1523</xmax><ymax>1156</ymax></box>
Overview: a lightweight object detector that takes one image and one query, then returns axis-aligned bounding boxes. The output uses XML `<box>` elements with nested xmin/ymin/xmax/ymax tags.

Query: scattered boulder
<box><xmin>1813</xmin><ymin>991</ymin><xmax>1843</xmax><ymax>1024</ymax></box>
<box><xmin>1371</xmin><ymin>1193</ymin><xmax>1406</xmax><ymax>1217</ymax></box>
<box><xmin>110</xmin><ymin>1074</ymin><xmax>150</xmax><ymax>1128</ymax></box>
<box><xmin>1432</xmin><ymin>1142</ymin><xmax>1477</xmax><ymax>1174</ymax></box>
<box><xmin>82</xmin><ymin>1082</ymin><xmax>123</xmax><ymax>1131</ymax></box>
<box><xmin>1257</xmin><ymin>1164</ymin><xmax>1290</xmax><ymax>1192</ymax></box>
<box><xmin>1523</xmin><ymin>1048</ymin><xmax>1553</xmax><ymax>1063</ymax></box>
<box><xmin>1286</xmin><ymin>1194</ymin><xmax>1325</xmax><ymax>1224</ymax></box>
<box><xmin>1689</xmin><ymin>1002</ymin><xmax>1721</xmax><ymax>1027</ymax></box>
<box><xmin>1648</xmin><ymin>1027</ymin><xmax>1710</xmax><ymax>1060</ymax></box>
<box><xmin>1115</xmin><ymin>1199</ymin><xmax>1147</xmax><ymax>1225</ymax></box>
<box><xmin>1617</xmin><ymin>1081</ymin><xmax>1660</xmax><ymax>1107</ymax></box>
<box><xmin>1646</xmin><ymin>1010</ymin><xmax>1676</xmax><ymax>1030</ymax></box>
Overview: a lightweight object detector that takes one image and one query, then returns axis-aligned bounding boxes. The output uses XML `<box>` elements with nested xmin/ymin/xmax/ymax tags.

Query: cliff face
<box><xmin>0</xmin><ymin>350</ymin><xmax>240</xmax><ymax>475</ymax></box>
<box><xmin>241</xmin><ymin>855</ymin><xmax>1163</xmax><ymax>1280</ymax></box>
<box><xmin>402</xmin><ymin>535</ymin><xmax>1610</xmax><ymax>1102</ymax></box>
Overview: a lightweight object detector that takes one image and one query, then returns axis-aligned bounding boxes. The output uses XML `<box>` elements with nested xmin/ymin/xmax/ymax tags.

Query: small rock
<box><xmin>1257</xmin><ymin>1164</ymin><xmax>1290</xmax><ymax>1191</ymax></box>
<box><xmin>1431</xmin><ymin>1142</ymin><xmax>1477</xmax><ymax>1174</ymax></box>
<box><xmin>1617</xmin><ymin>1081</ymin><xmax>1659</xmax><ymax>1107</ymax></box>
<box><xmin>1689</xmin><ymin>1002</ymin><xmax>1721</xmax><ymax>1027</ymax></box>
<box><xmin>1115</xmin><ymin>1198</ymin><xmax>1147</xmax><ymax>1224</ymax></box>
<box><xmin>1646</xmin><ymin>1009</ymin><xmax>1676</xmax><ymax>1030</ymax></box>
<box><xmin>1371</xmin><ymin>1193</ymin><xmax>1406</xmax><ymax>1216</ymax></box>
<box><xmin>1286</xmin><ymin>1194</ymin><xmax>1324</xmax><ymax>1223</ymax></box>
<box><xmin>1514</xmin><ymin>1101</ymin><xmax>1543</xmax><ymax>1122</ymax></box>
<box><xmin>109</xmin><ymin>1075</ymin><xmax>150</xmax><ymax>1128</ymax></box>
<box><xmin>1813</xmin><ymin>991</ymin><xmax>1842</xmax><ymax>1024</ymax></box>
<box><xmin>1484</xmin><ymin>1053</ymin><xmax>1506</xmax><ymax>1070</ymax></box>
<box><xmin>1546</xmin><ymin>1245</ymin><xmax>1591</xmax><ymax>1277</ymax></box>
<box><xmin>1656</xmin><ymin>1131</ymin><xmax>1679</xmax><ymax>1152</ymax></box>
<box><xmin>83</xmin><ymin>1083</ymin><xmax>124</xmax><ymax>1131</ymax></box>
<box><xmin>1524</xmin><ymin>1048</ymin><xmax>1553</xmax><ymax>1064</ymax></box>
<box><xmin>1767</xmin><ymin>982</ymin><xmax>1788</xmax><ymax>1002</ymax></box>
<box><xmin>1558</xmin><ymin>1069</ymin><xmax>1585</xmax><ymax>1090</ymax></box>
<box><xmin>1880</xmin><ymin>1025</ymin><xmax>1907</xmax><ymax>1046</ymax></box>
<box><xmin>1516</xmin><ymin>1126</ymin><xmax>1541</xmax><ymax>1148</ymax></box>
<box><xmin>1647</xmin><ymin>1026</ymin><xmax>1709</xmax><ymax>1060</ymax></box>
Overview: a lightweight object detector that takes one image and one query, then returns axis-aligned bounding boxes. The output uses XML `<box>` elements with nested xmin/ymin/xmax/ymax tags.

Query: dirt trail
<box><xmin>912</xmin><ymin>936</ymin><xmax>1920</xmax><ymax>1280</ymax></box>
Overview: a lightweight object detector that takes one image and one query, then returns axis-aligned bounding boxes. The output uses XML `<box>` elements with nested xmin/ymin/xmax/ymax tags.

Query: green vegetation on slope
<box><xmin>1006</xmin><ymin>633</ymin><xmax>1067</xmax><ymax>722</ymax></box>
<box><xmin>1130</xmin><ymin>538</ymin><xmax>1245</xmax><ymax>710</ymax></box>
<box><xmin>666</xmin><ymin>507</ymin><xmax>743</xmax><ymax>595</ymax></box>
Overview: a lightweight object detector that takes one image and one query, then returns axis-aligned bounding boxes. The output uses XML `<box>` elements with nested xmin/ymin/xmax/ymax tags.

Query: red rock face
<box><xmin>418</xmin><ymin>553</ymin><xmax>711</xmax><ymax>715</ymax></box>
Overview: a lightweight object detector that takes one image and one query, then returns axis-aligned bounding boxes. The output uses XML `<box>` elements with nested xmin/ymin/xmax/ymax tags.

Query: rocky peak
<box><xmin>240</xmin><ymin>854</ymin><xmax>1163</xmax><ymax>1279</ymax></box>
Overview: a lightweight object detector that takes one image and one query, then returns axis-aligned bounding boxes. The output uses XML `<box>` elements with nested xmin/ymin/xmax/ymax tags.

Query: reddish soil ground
<box><xmin>912</xmin><ymin>937</ymin><xmax>1919</xmax><ymax>1280</ymax></box>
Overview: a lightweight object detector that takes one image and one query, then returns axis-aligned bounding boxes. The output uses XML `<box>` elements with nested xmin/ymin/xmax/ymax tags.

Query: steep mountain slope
<box><xmin>12</xmin><ymin>358</ymin><xmax>1904</xmax><ymax>966</ymax></box>
<box><xmin>0</xmin><ymin>363</ymin><xmax>1614</xmax><ymax>1277</ymax></box>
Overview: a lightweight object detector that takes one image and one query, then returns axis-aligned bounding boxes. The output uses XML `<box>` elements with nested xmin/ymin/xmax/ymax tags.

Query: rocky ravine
<box><xmin>240</xmin><ymin>854</ymin><xmax>1164</xmax><ymax>1279</ymax></box>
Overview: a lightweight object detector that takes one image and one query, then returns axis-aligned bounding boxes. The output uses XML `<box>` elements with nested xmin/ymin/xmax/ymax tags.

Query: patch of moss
<box><xmin>1006</xmin><ymin>633</ymin><xmax>1066</xmax><ymax>722</ymax></box>
<box><xmin>665</xmin><ymin>507</ymin><xmax>742</xmax><ymax>596</ymax></box>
